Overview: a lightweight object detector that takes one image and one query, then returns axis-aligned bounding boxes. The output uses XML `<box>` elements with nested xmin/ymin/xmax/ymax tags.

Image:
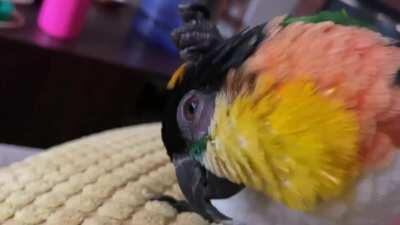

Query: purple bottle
<box><xmin>38</xmin><ymin>0</ymin><xmax>91</xmax><ymax>39</ymax></box>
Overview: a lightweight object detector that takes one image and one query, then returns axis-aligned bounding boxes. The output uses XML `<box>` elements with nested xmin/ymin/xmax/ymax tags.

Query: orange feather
<box><xmin>242</xmin><ymin>21</ymin><xmax>400</xmax><ymax>169</ymax></box>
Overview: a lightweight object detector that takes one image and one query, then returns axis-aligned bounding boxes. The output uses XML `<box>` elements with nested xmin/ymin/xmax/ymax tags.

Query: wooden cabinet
<box><xmin>0</xmin><ymin>4</ymin><xmax>180</xmax><ymax>148</ymax></box>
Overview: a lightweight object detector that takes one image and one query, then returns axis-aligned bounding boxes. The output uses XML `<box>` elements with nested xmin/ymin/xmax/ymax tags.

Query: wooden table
<box><xmin>0</xmin><ymin>3</ymin><xmax>180</xmax><ymax>148</ymax></box>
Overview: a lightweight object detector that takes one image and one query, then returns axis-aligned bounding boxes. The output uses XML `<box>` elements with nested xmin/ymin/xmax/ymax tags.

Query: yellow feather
<box><xmin>167</xmin><ymin>64</ymin><xmax>187</xmax><ymax>90</ymax></box>
<box><xmin>204</xmin><ymin>77</ymin><xmax>360</xmax><ymax>211</ymax></box>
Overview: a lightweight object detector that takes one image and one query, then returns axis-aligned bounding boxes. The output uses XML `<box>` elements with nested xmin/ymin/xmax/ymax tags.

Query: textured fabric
<box><xmin>0</xmin><ymin>123</ymin><xmax>212</xmax><ymax>225</ymax></box>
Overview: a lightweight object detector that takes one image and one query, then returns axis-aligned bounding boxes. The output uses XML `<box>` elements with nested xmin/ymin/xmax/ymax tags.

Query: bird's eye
<box><xmin>177</xmin><ymin>90</ymin><xmax>215</xmax><ymax>141</ymax></box>
<box><xmin>183</xmin><ymin>95</ymin><xmax>199</xmax><ymax>121</ymax></box>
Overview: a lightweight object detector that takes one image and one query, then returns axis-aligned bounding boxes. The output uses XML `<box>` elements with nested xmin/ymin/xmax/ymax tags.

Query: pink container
<box><xmin>38</xmin><ymin>0</ymin><xmax>91</xmax><ymax>39</ymax></box>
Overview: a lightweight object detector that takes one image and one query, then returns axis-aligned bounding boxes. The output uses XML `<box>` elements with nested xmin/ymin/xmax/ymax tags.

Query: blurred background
<box><xmin>0</xmin><ymin>0</ymin><xmax>399</xmax><ymax>165</ymax></box>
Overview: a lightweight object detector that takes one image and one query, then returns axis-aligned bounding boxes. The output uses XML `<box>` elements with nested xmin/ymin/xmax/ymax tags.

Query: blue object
<box><xmin>0</xmin><ymin>0</ymin><xmax>15</xmax><ymax>21</ymax></box>
<box><xmin>132</xmin><ymin>0</ymin><xmax>185</xmax><ymax>53</ymax></box>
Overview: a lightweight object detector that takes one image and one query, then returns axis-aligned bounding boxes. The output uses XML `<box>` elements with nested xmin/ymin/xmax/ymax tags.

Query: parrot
<box><xmin>161</xmin><ymin>3</ymin><xmax>400</xmax><ymax>225</ymax></box>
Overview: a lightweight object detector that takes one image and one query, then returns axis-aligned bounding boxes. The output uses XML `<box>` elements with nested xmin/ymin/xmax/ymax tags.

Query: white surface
<box><xmin>0</xmin><ymin>144</ymin><xmax>40</xmax><ymax>167</ymax></box>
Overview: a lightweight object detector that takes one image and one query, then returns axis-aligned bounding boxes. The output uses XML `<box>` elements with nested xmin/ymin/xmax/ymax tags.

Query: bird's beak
<box><xmin>173</xmin><ymin>154</ymin><xmax>243</xmax><ymax>222</ymax></box>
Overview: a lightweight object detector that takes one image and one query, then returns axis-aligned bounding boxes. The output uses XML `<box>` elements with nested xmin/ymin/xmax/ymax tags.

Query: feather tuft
<box><xmin>205</xmin><ymin>78</ymin><xmax>360</xmax><ymax>211</ymax></box>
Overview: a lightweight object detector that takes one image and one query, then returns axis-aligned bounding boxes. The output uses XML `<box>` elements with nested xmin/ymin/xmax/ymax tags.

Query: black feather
<box><xmin>172</xmin><ymin>23</ymin><xmax>267</xmax><ymax>102</ymax></box>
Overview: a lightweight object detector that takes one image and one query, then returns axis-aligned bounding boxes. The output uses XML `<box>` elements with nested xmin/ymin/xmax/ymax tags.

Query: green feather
<box><xmin>282</xmin><ymin>10</ymin><xmax>373</xmax><ymax>29</ymax></box>
<box><xmin>189</xmin><ymin>135</ymin><xmax>208</xmax><ymax>161</ymax></box>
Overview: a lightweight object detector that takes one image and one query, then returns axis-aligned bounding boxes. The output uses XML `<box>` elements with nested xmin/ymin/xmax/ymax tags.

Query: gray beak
<box><xmin>173</xmin><ymin>154</ymin><xmax>243</xmax><ymax>222</ymax></box>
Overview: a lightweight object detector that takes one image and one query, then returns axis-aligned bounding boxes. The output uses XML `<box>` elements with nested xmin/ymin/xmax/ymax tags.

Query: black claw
<box><xmin>153</xmin><ymin>195</ymin><xmax>195</xmax><ymax>213</ymax></box>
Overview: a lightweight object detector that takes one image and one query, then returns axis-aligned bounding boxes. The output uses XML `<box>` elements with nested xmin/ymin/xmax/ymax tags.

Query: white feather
<box><xmin>211</xmin><ymin>151</ymin><xmax>400</xmax><ymax>225</ymax></box>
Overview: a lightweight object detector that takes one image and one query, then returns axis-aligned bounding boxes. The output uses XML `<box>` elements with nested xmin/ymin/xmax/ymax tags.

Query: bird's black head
<box><xmin>161</xmin><ymin>58</ymin><xmax>235</xmax><ymax>222</ymax></box>
<box><xmin>161</xmin><ymin>22</ymin><xmax>266</xmax><ymax>221</ymax></box>
<box><xmin>162</xmin><ymin>22</ymin><xmax>266</xmax><ymax>158</ymax></box>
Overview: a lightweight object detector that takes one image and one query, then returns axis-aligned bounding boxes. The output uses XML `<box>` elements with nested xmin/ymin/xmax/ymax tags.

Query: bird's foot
<box><xmin>171</xmin><ymin>2</ymin><xmax>223</xmax><ymax>62</ymax></box>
